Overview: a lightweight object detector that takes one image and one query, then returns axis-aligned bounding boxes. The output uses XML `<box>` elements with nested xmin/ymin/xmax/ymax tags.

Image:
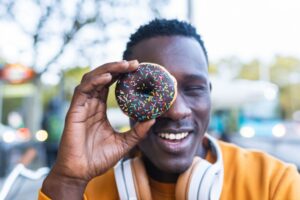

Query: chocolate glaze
<box><xmin>115</xmin><ymin>63</ymin><xmax>177</xmax><ymax>121</ymax></box>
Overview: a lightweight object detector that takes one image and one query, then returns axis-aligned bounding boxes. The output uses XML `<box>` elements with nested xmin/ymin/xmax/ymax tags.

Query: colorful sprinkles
<box><xmin>115</xmin><ymin>62</ymin><xmax>177</xmax><ymax>121</ymax></box>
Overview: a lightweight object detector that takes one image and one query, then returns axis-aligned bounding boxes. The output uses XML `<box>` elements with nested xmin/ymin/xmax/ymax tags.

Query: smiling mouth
<box><xmin>157</xmin><ymin>132</ymin><xmax>189</xmax><ymax>140</ymax></box>
<box><xmin>154</xmin><ymin>131</ymin><xmax>193</xmax><ymax>154</ymax></box>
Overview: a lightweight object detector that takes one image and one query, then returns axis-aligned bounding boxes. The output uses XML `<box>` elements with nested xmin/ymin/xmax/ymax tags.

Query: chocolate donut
<box><xmin>115</xmin><ymin>62</ymin><xmax>177</xmax><ymax>121</ymax></box>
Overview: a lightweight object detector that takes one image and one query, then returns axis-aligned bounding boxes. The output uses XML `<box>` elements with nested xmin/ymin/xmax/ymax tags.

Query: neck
<box><xmin>142</xmin><ymin>145</ymin><xmax>207</xmax><ymax>183</ymax></box>
<box><xmin>143</xmin><ymin>156</ymin><xmax>179</xmax><ymax>183</ymax></box>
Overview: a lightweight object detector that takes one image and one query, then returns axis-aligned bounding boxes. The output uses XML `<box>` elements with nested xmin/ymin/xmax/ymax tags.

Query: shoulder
<box><xmin>218</xmin><ymin>141</ymin><xmax>300</xmax><ymax>199</ymax></box>
<box><xmin>84</xmin><ymin>168</ymin><xmax>119</xmax><ymax>200</ymax></box>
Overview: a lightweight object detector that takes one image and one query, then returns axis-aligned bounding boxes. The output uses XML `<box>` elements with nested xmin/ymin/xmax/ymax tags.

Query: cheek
<box><xmin>137</xmin><ymin>134</ymin><xmax>154</xmax><ymax>153</ymax></box>
<box><xmin>189</xmin><ymin>96</ymin><xmax>211</xmax><ymax>129</ymax></box>
<box><xmin>190</xmin><ymin>95</ymin><xmax>211</xmax><ymax>115</ymax></box>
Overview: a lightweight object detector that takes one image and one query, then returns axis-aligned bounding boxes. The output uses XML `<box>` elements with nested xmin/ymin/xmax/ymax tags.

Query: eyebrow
<box><xmin>183</xmin><ymin>74</ymin><xmax>208</xmax><ymax>82</ymax></box>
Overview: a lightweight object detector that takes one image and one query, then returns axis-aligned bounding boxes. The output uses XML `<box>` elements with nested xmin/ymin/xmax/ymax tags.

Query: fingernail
<box><xmin>121</xmin><ymin>60</ymin><xmax>128</xmax><ymax>63</ymax></box>
<box><xmin>102</xmin><ymin>73</ymin><xmax>111</xmax><ymax>77</ymax></box>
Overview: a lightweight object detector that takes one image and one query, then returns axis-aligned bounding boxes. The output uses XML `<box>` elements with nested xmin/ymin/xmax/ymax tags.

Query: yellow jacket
<box><xmin>39</xmin><ymin>141</ymin><xmax>300</xmax><ymax>199</ymax></box>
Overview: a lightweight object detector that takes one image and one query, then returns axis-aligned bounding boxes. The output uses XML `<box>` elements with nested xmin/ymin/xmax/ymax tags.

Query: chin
<box><xmin>159</xmin><ymin>156</ymin><xmax>194</xmax><ymax>174</ymax></box>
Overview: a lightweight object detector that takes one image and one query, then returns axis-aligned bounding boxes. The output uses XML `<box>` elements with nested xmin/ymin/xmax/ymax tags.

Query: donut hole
<box><xmin>142</xmin><ymin>88</ymin><xmax>153</xmax><ymax>96</ymax></box>
<box><xmin>136</xmin><ymin>83</ymin><xmax>154</xmax><ymax>96</ymax></box>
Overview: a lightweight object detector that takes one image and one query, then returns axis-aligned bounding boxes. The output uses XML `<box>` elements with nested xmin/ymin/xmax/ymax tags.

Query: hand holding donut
<box><xmin>41</xmin><ymin>60</ymin><xmax>155</xmax><ymax>200</ymax></box>
<box><xmin>116</xmin><ymin>63</ymin><xmax>177</xmax><ymax>121</ymax></box>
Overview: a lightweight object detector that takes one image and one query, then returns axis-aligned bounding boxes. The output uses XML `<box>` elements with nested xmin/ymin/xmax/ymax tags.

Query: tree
<box><xmin>269</xmin><ymin>56</ymin><xmax>300</xmax><ymax>118</ymax></box>
<box><xmin>0</xmin><ymin>0</ymin><xmax>170</xmax><ymax>132</ymax></box>
<box><xmin>214</xmin><ymin>56</ymin><xmax>243</xmax><ymax>79</ymax></box>
<box><xmin>270</xmin><ymin>56</ymin><xmax>300</xmax><ymax>86</ymax></box>
<box><xmin>63</xmin><ymin>66</ymin><xmax>119</xmax><ymax>108</ymax></box>
<box><xmin>238</xmin><ymin>59</ymin><xmax>261</xmax><ymax>80</ymax></box>
<box><xmin>0</xmin><ymin>0</ymin><xmax>169</xmax><ymax>75</ymax></box>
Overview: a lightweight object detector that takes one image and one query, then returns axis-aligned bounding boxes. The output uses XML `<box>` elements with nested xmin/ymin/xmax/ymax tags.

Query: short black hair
<box><xmin>123</xmin><ymin>18</ymin><xmax>208</xmax><ymax>64</ymax></box>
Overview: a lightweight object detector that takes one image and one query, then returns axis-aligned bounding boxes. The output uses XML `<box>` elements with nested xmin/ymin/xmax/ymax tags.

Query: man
<box><xmin>39</xmin><ymin>19</ymin><xmax>300</xmax><ymax>200</ymax></box>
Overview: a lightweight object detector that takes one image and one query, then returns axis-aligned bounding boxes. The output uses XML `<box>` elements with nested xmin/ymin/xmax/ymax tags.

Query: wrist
<box><xmin>42</xmin><ymin>169</ymin><xmax>88</xmax><ymax>200</ymax></box>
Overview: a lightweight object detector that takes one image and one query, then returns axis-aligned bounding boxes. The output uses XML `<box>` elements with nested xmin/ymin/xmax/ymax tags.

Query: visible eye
<box><xmin>184</xmin><ymin>85</ymin><xmax>208</xmax><ymax>96</ymax></box>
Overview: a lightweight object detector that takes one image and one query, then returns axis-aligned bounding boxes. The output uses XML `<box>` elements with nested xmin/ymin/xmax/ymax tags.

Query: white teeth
<box><xmin>170</xmin><ymin>134</ymin><xmax>176</xmax><ymax>140</ymax></box>
<box><xmin>158</xmin><ymin>132</ymin><xmax>189</xmax><ymax>140</ymax></box>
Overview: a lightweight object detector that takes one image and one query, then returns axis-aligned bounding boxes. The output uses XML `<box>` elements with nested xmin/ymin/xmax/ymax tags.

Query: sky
<box><xmin>195</xmin><ymin>0</ymin><xmax>300</xmax><ymax>62</ymax></box>
<box><xmin>98</xmin><ymin>0</ymin><xmax>300</xmax><ymax>66</ymax></box>
<box><xmin>0</xmin><ymin>0</ymin><xmax>299</xmax><ymax>70</ymax></box>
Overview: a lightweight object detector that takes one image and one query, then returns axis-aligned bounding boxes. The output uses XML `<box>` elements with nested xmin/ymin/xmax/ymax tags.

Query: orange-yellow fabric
<box><xmin>39</xmin><ymin>141</ymin><xmax>300</xmax><ymax>200</ymax></box>
<box><xmin>38</xmin><ymin>190</ymin><xmax>88</xmax><ymax>200</ymax></box>
<box><xmin>149</xmin><ymin>178</ymin><xmax>175</xmax><ymax>200</ymax></box>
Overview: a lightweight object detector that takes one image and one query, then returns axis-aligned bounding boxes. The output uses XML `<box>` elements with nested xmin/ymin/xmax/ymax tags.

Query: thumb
<box><xmin>120</xmin><ymin>119</ymin><xmax>155</xmax><ymax>149</ymax></box>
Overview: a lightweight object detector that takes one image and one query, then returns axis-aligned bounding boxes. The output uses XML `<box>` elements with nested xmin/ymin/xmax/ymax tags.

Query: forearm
<box><xmin>41</xmin><ymin>171</ymin><xmax>88</xmax><ymax>200</ymax></box>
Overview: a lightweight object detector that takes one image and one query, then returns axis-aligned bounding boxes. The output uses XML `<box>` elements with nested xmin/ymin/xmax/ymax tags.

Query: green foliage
<box><xmin>269</xmin><ymin>56</ymin><xmax>300</xmax><ymax>118</ymax></box>
<box><xmin>1</xmin><ymin>97</ymin><xmax>22</xmax><ymax>124</ymax></box>
<box><xmin>270</xmin><ymin>56</ymin><xmax>300</xmax><ymax>85</ymax></box>
<box><xmin>63</xmin><ymin>66</ymin><xmax>90</xmax><ymax>100</ymax></box>
<box><xmin>39</xmin><ymin>55</ymin><xmax>300</xmax><ymax>120</ymax></box>
<box><xmin>107</xmin><ymin>83</ymin><xmax>118</xmax><ymax>108</ymax></box>
<box><xmin>215</xmin><ymin>56</ymin><xmax>243</xmax><ymax>79</ymax></box>
<box><xmin>62</xmin><ymin>66</ymin><xmax>118</xmax><ymax>108</ymax></box>
<box><xmin>238</xmin><ymin>59</ymin><xmax>261</xmax><ymax>80</ymax></box>
<box><xmin>208</xmin><ymin>63</ymin><xmax>218</xmax><ymax>74</ymax></box>
<box><xmin>279</xmin><ymin>85</ymin><xmax>300</xmax><ymax>118</ymax></box>
<box><xmin>64</xmin><ymin>66</ymin><xmax>90</xmax><ymax>84</ymax></box>
<box><xmin>41</xmin><ymin>84</ymin><xmax>60</xmax><ymax>108</ymax></box>
<box><xmin>211</xmin><ymin>55</ymin><xmax>300</xmax><ymax>119</ymax></box>
<box><xmin>0</xmin><ymin>0</ymin><xmax>171</xmax><ymax>73</ymax></box>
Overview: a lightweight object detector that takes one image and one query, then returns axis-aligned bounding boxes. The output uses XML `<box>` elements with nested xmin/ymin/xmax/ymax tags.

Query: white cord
<box><xmin>0</xmin><ymin>164</ymin><xmax>50</xmax><ymax>200</ymax></box>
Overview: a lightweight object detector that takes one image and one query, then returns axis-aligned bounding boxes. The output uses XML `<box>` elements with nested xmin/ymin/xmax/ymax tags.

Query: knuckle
<box><xmin>81</xmin><ymin>73</ymin><xmax>90</xmax><ymax>82</ymax></box>
<box><xmin>74</xmin><ymin>85</ymin><xmax>81</xmax><ymax>92</ymax></box>
<box><xmin>131</xmin><ymin>127</ymin><xmax>143</xmax><ymax>141</ymax></box>
<box><xmin>120</xmin><ymin>140</ymin><xmax>130</xmax><ymax>153</ymax></box>
<box><xmin>101</xmin><ymin>62</ymin><xmax>118</xmax><ymax>70</ymax></box>
<box><xmin>98</xmin><ymin>61</ymin><xmax>128</xmax><ymax>74</ymax></box>
<box><xmin>109</xmin><ymin>61</ymin><xmax>127</xmax><ymax>71</ymax></box>
<box><xmin>90</xmin><ymin>77</ymin><xmax>98</xmax><ymax>86</ymax></box>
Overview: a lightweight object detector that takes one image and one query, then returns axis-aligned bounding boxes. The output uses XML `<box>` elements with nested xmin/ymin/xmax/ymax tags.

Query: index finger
<box><xmin>81</xmin><ymin>60</ymin><xmax>139</xmax><ymax>85</ymax></box>
<box><xmin>94</xmin><ymin>60</ymin><xmax>139</xmax><ymax>76</ymax></box>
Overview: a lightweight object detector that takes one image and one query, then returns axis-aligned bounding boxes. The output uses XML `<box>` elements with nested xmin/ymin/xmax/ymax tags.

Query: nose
<box><xmin>161</xmin><ymin>94</ymin><xmax>192</xmax><ymax>121</ymax></box>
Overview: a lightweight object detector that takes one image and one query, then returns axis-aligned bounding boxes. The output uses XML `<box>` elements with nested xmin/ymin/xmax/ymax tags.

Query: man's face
<box><xmin>129</xmin><ymin>36</ymin><xmax>211</xmax><ymax>175</ymax></box>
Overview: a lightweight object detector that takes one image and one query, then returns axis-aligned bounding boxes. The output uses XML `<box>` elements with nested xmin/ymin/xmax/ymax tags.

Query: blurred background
<box><xmin>0</xmin><ymin>0</ymin><xmax>300</xmax><ymax>199</ymax></box>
